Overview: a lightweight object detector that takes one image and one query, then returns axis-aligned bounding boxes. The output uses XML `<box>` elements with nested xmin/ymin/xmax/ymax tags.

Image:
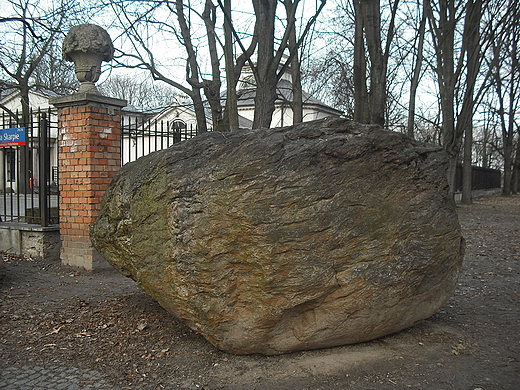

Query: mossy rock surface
<box><xmin>91</xmin><ymin>118</ymin><xmax>464</xmax><ymax>355</ymax></box>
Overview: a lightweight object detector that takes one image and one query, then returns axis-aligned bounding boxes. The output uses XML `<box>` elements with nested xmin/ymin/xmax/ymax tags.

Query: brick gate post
<box><xmin>50</xmin><ymin>93</ymin><xmax>126</xmax><ymax>270</ymax></box>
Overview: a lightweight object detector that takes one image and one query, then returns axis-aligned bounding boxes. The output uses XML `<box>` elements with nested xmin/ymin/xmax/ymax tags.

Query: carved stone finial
<box><xmin>63</xmin><ymin>24</ymin><xmax>114</xmax><ymax>94</ymax></box>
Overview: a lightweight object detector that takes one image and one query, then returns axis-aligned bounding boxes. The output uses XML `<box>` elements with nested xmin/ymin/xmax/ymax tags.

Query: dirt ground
<box><xmin>1</xmin><ymin>194</ymin><xmax>519</xmax><ymax>390</ymax></box>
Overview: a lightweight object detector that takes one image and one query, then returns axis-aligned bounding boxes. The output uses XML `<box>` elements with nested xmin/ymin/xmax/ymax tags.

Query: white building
<box><xmin>0</xmin><ymin>90</ymin><xmax>59</xmax><ymax>193</ymax></box>
<box><xmin>2</xmin><ymin>68</ymin><xmax>343</xmax><ymax>187</ymax></box>
<box><xmin>120</xmin><ymin>98</ymin><xmax>210</xmax><ymax>165</ymax></box>
<box><xmin>235</xmin><ymin>65</ymin><xmax>343</xmax><ymax>128</ymax></box>
<box><xmin>146</xmin><ymin>65</ymin><xmax>343</xmax><ymax>133</ymax></box>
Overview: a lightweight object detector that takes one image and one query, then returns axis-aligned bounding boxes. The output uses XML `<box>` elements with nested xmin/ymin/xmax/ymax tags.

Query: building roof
<box><xmin>0</xmin><ymin>89</ymin><xmax>60</xmax><ymax>111</ymax></box>
<box><xmin>133</xmin><ymin>100</ymin><xmax>253</xmax><ymax>131</ymax></box>
<box><xmin>235</xmin><ymin>79</ymin><xmax>343</xmax><ymax>116</ymax></box>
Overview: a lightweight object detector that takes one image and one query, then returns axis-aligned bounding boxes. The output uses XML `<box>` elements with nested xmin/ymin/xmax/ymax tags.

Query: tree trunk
<box><xmin>459</xmin><ymin>0</ymin><xmax>482</xmax><ymax>204</ymax></box>
<box><xmin>252</xmin><ymin>0</ymin><xmax>278</xmax><ymax>129</ymax></box>
<box><xmin>440</xmin><ymin>90</ymin><xmax>458</xmax><ymax>200</ymax></box>
<box><xmin>285</xmin><ymin>0</ymin><xmax>303</xmax><ymax>124</ymax></box>
<box><xmin>176</xmin><ymin>0</ymin><xmax>208</xmax><ymax>134</ymax></box>
<box><xmin>353</xmin><ymin>0</ymin><xmax>368</xmax><ymax>123</ymax></box>
<box><xmin>462</xmin><ymin>124</ymin><xmax>473</xmax><ymax>204</ymax></box>
<box><xmin>512</xmin><ymin>130</ymin><xmax>520</xmax><ymax>194</ymax></box>
<box><xmin>493</xmin><ymin>26</ymin><xmax>516</xmax><ymax>196</ymax></box>
<box><xmin>446</xmin><ymin>154</ymin><xmax>459</xmax><ymax>202</ymax></box>
<box><xmin>253</xmin><ymin>78</ymin><xmax>278</xmax><ymax>129</ymax></box>
<box><xmin>481</xmin><ymin>123</ymin><xmax>489</xmax><ymax>168</ymax></box>
<box><xmin>428</xmin><ymin>0</ymin><xmax>465</xmax><ymax>200</ymax></box>
<box><xmin>353</xmin><ymin>0</ymin><xmax>395</xmax><ymax>126</ymax></box>
<box><xmin>363</xmin><ymin>0</ymin><xmax>386</xmax><ymax>126</ymax></box>
<box><xmin>502</xmin><ymin>82</ymin><xmax>515</xmax><ymax>196</ymax></box>
<box><xmin>503</xmin><ymin>141</ymin><xmax>513</xmax><ymax>195</ymax></box>
<box><xmin>290</xmin><ymin>30</ymin><xmax>303</xmax><ymax>124</ymax></box>
<box><xmin>503</xmin><ymin>6</ymin><xmax>517</xmax><ymax>195</ymax></box>
<box><xmin>222</xmin><ymin>0</ymin><xmax>239</xmax><ymax>131</ymax></box>
<box><xmin>202</xmin><ymin>0</ymin><xmax>224</xmax><ymax>132</ymax></box>
<box><xmin>407</xmin><ymin>0</ymin><xmax>426</xmax><ymax>139</ymax></box>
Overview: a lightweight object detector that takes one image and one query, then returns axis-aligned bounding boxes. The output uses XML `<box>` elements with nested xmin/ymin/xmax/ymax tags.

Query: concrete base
<box><xmin>454</xmin><ymin>188</ymin><xmax>502</xmax><ymax>202</ymax></box>
<box><xmin>0</xmin><ymin>223</ymin><xmax>61</xmax><ymax>261</ymax></box>
<box><xmin>61</xmin><ymin>236</ymin><xmax>112</xmax><ymax>271</ymax></box>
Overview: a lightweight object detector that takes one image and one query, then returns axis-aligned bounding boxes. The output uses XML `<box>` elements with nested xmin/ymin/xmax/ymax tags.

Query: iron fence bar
<box><xmin>1</xmin><ymin>111</ymin><xmax>5</xmax><ymax>222</ymax></box>
<box><xmin>166</xmin><ymin>121</ymin><xmax>170</xmax><ymax>148</ymax></box>
<box><xmin>1</xmin><ymin>106</ymin><xmax>58</xmax><ymax>226</ymax></box>
<box><xmin>127</xmin><ymin>116</ymin><xmax>133</xmax><ymax>165</ymax></box>
<box><xmin>147</xmin><ymin>116</ymin><xmax>151</xmax><ymax>155</ymax></box>
<box><xmin>39</xmin><ymin>111</ymin><xmax>50</xmax><ymax>227</ymax></box>
<box><xmin>1</xmin><ymin>158</ymin><xmax>5</xmax><ymax>222</ymax></box>
<box><xmin>138</xmin><ymin>117</ymin><xmax>143</xmax><ymax>160</ymax></box>
<box><xmin>28</xmin><ymin>107</ymin><xmax>36</xmax><ymax>222</ymax></box>
<box><xmin>16</xmin><ymin>109</ymin><xmax>23</xmax><ymax>221</ymax></box>
<box><xmin>135</xmin><ymin>117</ymin><xmax>139</xmax><ymax>162</ymax></box>
<box><xmin>135</xmin><ymin>118</ymin><xmax>139</xmax><ymax>160</ymax></box>
<box><xmin>142</xmin><ymin>117</ymin><xmax>146</xmax><ymax>159</ymax></box>
<box><xmin>125</xmin><ymin>116</ymin><xmax>129</xmax><ymax>164</ymax></box>
<box><xmin>160</xmin><ymin>120</ymin><xmax>165</xmax><ymax>150</ymax></box>
<box><xmin>153</xmin><ymin>117</ymin><xmax>158</xmax><ymax>153</ymax></box>
<box><xmin>120</xmin><ymin>117</ymin><xmax>206</xmax><ymax>165</ymax></box>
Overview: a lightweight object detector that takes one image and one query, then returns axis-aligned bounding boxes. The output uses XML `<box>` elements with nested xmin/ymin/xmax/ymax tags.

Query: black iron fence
<box><xmin>1</xmin><ymin>108</ymin><xmax>59</xmax><ymax>226</ymax></box>
<box><xmin>455</xmin><ymin>164</ymin><xmax>502</xmax><ymax>191</ymax></box>
<box><xmin>2</xmin><ymin>107</ymin><xmax>502</xmax><ymax>226</ymax></box>
<box><xmin>122</xmin><ymin>116</ymin><xmax>199</xmax><ymax>165</ymax></box>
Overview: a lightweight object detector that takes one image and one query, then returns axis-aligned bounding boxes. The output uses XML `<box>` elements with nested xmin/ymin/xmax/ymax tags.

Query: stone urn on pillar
<box><xmin>62</xmin><ymin>24</ymin><xmax>114</xmax><ymax>94</ymax></box>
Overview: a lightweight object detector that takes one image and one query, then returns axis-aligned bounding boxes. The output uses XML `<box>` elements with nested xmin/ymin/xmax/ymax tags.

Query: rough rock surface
<box><xmin>0</xmin><ymin>258</ymin><xmax>6</xmax><ymax>279</ymax></box>
<box><xmin>90</xmin><ymin>118</ymin><xmax>464</xmax><ymax>355</ymax></box>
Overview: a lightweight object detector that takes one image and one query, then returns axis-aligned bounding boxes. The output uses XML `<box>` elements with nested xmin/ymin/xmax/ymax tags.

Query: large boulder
<box><xmin>91</xmin><ymin>118</ymin><xmax>464</xmax><ymax>355</ymax></box>
<box><xmin>0</xmin><ymin>257</ymin><xmax>6</xmax><ymax>280</ymax></box>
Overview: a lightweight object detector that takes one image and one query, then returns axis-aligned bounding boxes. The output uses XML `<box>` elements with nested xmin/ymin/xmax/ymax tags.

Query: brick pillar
<box><xmin>50</xmin><ymin>93</ymin><xmax>126</xmax><ymax>270</ymax></box>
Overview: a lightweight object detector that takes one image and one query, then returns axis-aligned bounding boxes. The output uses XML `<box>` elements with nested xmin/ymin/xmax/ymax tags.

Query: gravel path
<box><xmin>1</xmin><ymin>194</ymin><xmax>519</xmax><ymax>389</ymax></box>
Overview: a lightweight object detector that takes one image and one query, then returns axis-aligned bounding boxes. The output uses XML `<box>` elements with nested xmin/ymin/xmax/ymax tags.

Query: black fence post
<box><xmin>39</xmin><ymin>111</ymin><xmax>50</xmax><ymax>227</ymax></box>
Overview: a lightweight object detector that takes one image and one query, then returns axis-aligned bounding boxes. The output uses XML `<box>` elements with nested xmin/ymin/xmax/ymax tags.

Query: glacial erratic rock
<box><xmin>90</xmin><ymin>118</ymin><xmax>464</xmax><ymax>355</ymax></box>
<box><xmin>0</xmin><ymin>258</ymin><xmax>6</xmax><ymax>280</ymax></box>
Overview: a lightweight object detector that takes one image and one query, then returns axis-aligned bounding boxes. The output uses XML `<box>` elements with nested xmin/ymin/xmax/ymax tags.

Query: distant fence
<box><xmin>1</xmin><ymin>108</ymin><xmax>59</xmax><ymax>226</ymax></box>
<box><xmin>121</xmin><ymin>116</ymin><xmax>200</xmax><ymax>165</ymax></box>
<box><xmin>455</xmin><ymin>165</ymin><xmax>501</xmax><ymax>191</ymax></box>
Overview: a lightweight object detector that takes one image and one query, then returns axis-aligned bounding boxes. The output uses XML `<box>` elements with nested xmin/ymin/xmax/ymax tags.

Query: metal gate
<box><xmin>121</xmin><ymin>116</ymin><xmax>199</xmax><ymax>165</ymax></box>
<box><xmin>1</xmin><ymin>108</ymin><xmax>59</xmax><ymax>226</ymax></box>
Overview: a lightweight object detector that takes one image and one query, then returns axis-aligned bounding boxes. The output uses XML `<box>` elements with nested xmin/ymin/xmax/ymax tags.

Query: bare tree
<box><xmin>302</xmin><ymin>0</ymin><xmax>441</xmax><ymax>132</ymax></box>
<box><xmin>201</xmin><ymin>0</ymin><xmax>225</xmax><ymax>131</ymax></box>
<box><xmin>426</xmin><ymin>0</ymin><xmax>485</xmax><ymax>200</ymax></box>
<box><xmin>246</xmin><ymin>0</ymin><xmax>326</xmax><ymax>128</ymax></box>
<box><xmin>301</xmin><ymin>2</ymin><xmax>357</xmax><ymax>119</ymax></box>
<box><xmin>218</xmin><ymin>0</ymin><xmax>327</xmax><ymax>129</ymax></box>
<box><xmin>352</xmin><ymin>0</ymin><xmax>368</xmax><ymax>122</ymax></box>
<box><xmin>486</xmin><ymin>0</ymin><xmax>519</xmax><ymax>196</ymax></box>
<box><xmin>30</xmin><ymin>43</ymin><xmax>77</xmax><ymax>96</ymax></box>
<box><xmin>0</xmin><ymin>0</ymin><xmax>80</xmax><ymax>119</ymax></box>
<box><xmin>459</xmin><ymin>0</ymin><xmax>482</xmax><ymax>204</ymax></box>
<box><xmin>407</xmin><ymin>0</ymin><xmax>427</xmax><ymax>139</ymax></box>
<box><xmin>285</xmin><ymin>0</ymin><xmax>303</xmax><ymax>124</ymax></box>
<box><xmin>352</xmin><ymin>0</ymin><xmax>399</xmax><ymax>126</ymax></box>
<box><xmin>175</xmin><ymin>0</ymin><xmax>210</xmax><ymax>133</ymax></box>
<box><xmin>512</xmin><ymin>129</ymin><xmax>520</xmax><ymax>194</ymax></box>
<box><xmin>303</xmin><ymin>53</ymin><xmax>355</xmax><ymax>118</ymax></box>
<box><xmin>98</xmin><ymin>73</ymin><xmax>180</xmax><ymax>109</ymax></box>
<box><xmin>215</xmin><ymin>0</ymin><xmax>258</xmax><ymax>131</ymax></box>
<box><xmin>107</xmin><ymin>0</ymin><xmax>325</xmax><ymax>131</ymax></box>
<box><xmin>110</xmin><ymin>0</ymin><xmax>211</xmax><ymax>133</ymax></box>
<box><xmin>0</xmin><ymin>0</ymin><xmax>81</xmax><ymax>192</ymax></box>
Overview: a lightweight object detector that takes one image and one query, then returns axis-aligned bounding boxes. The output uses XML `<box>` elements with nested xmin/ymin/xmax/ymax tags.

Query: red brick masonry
<box><xmin>51</xmin><ymin>94</ymin><xmax>126</xmax><ymax>270</ymax></box>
